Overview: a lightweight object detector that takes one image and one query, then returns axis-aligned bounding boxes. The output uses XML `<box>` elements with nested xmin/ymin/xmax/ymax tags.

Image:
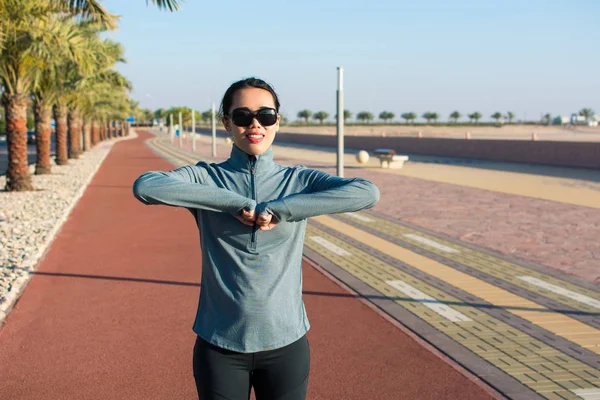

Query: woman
<box><xmin>133</xmin><ymin>77</ymin><xmax>380</xmax><ymax>400</ymax></box>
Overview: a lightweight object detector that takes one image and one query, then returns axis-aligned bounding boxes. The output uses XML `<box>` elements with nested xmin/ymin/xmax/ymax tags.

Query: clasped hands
<box><xmin>235</xmin><ymin>207</ymin><xmax>278</xmax><ymax>231</ymax></box>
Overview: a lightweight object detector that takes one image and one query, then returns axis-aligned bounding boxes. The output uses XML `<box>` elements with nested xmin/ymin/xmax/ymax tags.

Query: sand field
<box><xmin>279</xmin><ymin>124</ymin><xmax>600</xmax><ymax>141</ymax></box>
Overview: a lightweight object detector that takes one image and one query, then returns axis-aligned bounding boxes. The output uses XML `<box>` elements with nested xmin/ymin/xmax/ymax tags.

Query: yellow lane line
<box><xmin>313</xmin><ymin>215</ymin><xmax>600</xmax><ymax>353</ymax></box>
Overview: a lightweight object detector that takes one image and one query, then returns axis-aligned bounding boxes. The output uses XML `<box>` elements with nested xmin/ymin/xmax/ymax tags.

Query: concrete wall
<box><xmin>275</xmin><ymin>133</ymin><xmax>600</xmax><ymax>169</ymax></box>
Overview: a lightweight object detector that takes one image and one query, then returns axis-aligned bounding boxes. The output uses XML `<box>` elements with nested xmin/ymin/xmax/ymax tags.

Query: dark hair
<box><xmin>219</xmin><ymin>77</ymin><xmax>281</xmax><ymax>118</ymax></box>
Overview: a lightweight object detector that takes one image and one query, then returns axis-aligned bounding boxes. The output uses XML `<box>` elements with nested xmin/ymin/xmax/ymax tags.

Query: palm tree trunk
<box><xmin>83</xmin><ymin>119</ymin><xmax>92</xmax><ymax>151</ymax></box>
<box><xmin>91</xmin><ymin>120</ymin><xmax>99</xmax><ymax>145</ymax></box>
<box><xmin>68</xmin><ymin>108</ymin><xmax>81</xmax><ymax>159</ymax></box>
<box><xmin>2</xmin><ymin>93</ymin><xmax>34</xmax><ymax>191</ymax></box>
<box><xmin>33</xmin><ymin>100</ymin><xmax>53</xmax><ymax>175</ymax></box>
<box><xmin>53</xmin><ymin>104</ymin><xmax>69</xmax><ymax>165</ymax></box>
<box><xmin>77</xmin><ymin>115</ymin><xmax>85</xmax><ymax>154</ymax></box>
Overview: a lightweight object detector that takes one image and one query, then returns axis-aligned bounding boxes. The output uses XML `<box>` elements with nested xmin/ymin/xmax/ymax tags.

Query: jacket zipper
<box><xmin>250</xmin><ymin>157</ymin><xmax>258</xmax><ymax>250</ymax></box>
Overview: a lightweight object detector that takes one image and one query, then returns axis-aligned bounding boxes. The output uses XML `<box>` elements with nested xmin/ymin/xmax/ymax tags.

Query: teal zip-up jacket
<box><xmin>133</xmin><ymin>144</ymin><xmax>380</xmax><ymax>352</ymax></box>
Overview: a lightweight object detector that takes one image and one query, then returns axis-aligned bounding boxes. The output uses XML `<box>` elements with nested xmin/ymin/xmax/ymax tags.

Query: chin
<box><xmin>247</xmin><ymin>145</ymin><xmax>268</xmax><ymax>155</ymax></box>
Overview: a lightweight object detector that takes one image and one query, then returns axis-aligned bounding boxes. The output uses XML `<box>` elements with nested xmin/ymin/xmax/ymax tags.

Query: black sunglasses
<box><xmin>230</xmin><ymin>107</ymin><xmax>278</xmax><ymax>127</ymax></box>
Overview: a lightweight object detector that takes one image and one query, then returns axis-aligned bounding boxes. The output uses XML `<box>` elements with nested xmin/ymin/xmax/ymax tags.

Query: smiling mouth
<box><xmin>246</xmin><ymin>134</ymin><xmax>264</xmax><ymax>143</ymax></box>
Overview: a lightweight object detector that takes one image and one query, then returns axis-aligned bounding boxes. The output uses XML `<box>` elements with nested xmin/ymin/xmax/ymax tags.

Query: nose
<box><xmin>248</xmin><ymin>117</ymin><xmax>261</xmax><ymax>128</ymax></box>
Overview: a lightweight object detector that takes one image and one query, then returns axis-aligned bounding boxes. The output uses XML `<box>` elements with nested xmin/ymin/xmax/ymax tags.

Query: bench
<box><xmin>373</xmin><ymin>149</ymin><xmax>409</xmax><ymax>169</ymax></box>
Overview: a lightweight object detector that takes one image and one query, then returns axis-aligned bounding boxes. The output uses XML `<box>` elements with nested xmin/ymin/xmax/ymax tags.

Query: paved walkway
<box><xmin>0</xmin><ymin>131</ymin><xmax>494</xmax><ymax>399</ymax></box>
<box><xmin>149</xmin><ymin>130</ymin><xmax>600</xmax><ymax>399</ymax></box>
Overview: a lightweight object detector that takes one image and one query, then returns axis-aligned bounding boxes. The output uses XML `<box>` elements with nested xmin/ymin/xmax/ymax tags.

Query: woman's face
<box><xmin>223</xmin><ymin>87</ymin><xmax>280</xmax><ymax>156</ymax></box>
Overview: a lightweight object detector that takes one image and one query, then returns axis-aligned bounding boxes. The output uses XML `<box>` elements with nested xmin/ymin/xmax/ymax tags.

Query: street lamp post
<box><xmin>336</xmin><ymin>66</ymin><xmax>344</xmax><ymax>178</ymax></box>
<box><xmin>178</xmin><ymin>112</ymin><xmax>182</xmax><ymax>147</ymax></box>
<box><xmin>192</xmin><ymin>110</ymin><xmax>196</xmax><ymax>151</ymax></box>
<box><xmin>212</xmin><ymin>102</ymin><xmax>217</xmax><ymax>157</ymax></box>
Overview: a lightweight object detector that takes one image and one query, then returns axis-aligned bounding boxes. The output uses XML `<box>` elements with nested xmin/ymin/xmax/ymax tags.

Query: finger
<box><xmin>256</xmin><ymin>213</ymin><xmax>272</xmax><ymax>225</ymax></box>
<box><xmin>241</xmin><ymin>209</ymin><xmax>256</xmax><ymax>221</ymax></box>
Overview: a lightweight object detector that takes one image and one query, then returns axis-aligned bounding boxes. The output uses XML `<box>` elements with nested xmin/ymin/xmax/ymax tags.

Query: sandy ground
<box><xmin>279</xmin><ymin>124</ymin><xmax>600</xmax><ymax>141</ymax></box>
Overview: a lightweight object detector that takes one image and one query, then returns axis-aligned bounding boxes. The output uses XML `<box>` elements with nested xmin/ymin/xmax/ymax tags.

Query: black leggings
<box><xmin>193</xmin><ymin>335</ymin><xmax>310</xmax><ymax>400</ymax></box>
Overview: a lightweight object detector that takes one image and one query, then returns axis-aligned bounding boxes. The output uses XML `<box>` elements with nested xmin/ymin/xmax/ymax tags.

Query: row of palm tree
<box><xmin>1</xmin><ymin>0</ymin><xmax>180</xmax><ymax>192</ymax></box>
<box><xmin>294</xmin><ymin>109</ymin><xmax>595</xmax><ymax>125</ymax></box>
<box><xmin>295</xmin><ymin>109</ymin><xmax>519</xmax><ymax>124</ymax></box>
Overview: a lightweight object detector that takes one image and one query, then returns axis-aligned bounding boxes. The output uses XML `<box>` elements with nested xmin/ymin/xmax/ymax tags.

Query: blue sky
<box><xmin>103</xmin><ymin>0</ymin><xmax>599</xmax><ymax>122</ymax></box>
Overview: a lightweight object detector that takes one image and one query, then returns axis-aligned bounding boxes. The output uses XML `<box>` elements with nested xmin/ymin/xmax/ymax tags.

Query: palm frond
<box><xmin>63</xmin><ymin>0</ymin><xmax>119</xmax><ymax>30</ymax></box>
<box><xmin>147</xmin><ymin>0</ymin><xmax>182</xmax><ymax>11</ymax></box>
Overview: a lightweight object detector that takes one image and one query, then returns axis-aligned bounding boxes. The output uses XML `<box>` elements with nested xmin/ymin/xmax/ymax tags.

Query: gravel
<box><xmin>0</xmin><ymin>131</ymin><xmax>137</xmax><ymax>324</ymax></box>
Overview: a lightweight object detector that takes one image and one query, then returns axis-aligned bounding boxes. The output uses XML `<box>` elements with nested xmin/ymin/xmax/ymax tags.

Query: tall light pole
<box><xmin>192</xmin><ymin>110</ymin><xmax>196</xmax><ymax>151</ymax></box>
<box><xmin>169</xmin><ymin>114</ymin><xmax>174</xmax><ymax>143</ymax></box>
<box><xmin>178</xmin><ymin>112</ymin><xmax>182</xmax><ymax>147</ymax></box>
<box><xmin>212</xmin><ymin>102</ymin><xmax>217</xmax><ymax>157</ymax></box>
<box><xmin>336</xmin><ymin>66</ymin><xmax>344</xmax><ymax>177</ymax></box>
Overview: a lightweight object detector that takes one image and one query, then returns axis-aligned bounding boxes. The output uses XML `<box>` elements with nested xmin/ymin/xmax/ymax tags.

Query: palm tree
<box><xmin>449</xmin><ymin>111</ymin><xmax>461</xmax><ymax>123</ymax></box>
<box><xmin>491</xmin><ymin>112</ymin><xmax>503</xmax><ymax>123</ymax></box>
<box><xmin>0</xmin><ymin>0</ymin><xmax>179</xmax><ymax>191</ymax></box>
<box><xmin>422</xmin><ymin>112</ymin><xmax>438</xmax><ymax>123</ymax></box>
<box><xmin>313</xmin><ymin>111</ymin><xmax>329</xmax><ymax>124</ymax></box>
<box><xmin>201</xmin><ymin>110</ymin><xmax>212</xmax><ymax>126</ymax></box>
<box><xmin>542</xmin><ymin>113</ymin><xmax>552</xmax><ymax>125</ymax></box>
<box><xmin>297</xmin><ymin>110</ymin><xmax>311</xmax><ymax>125</ymax></box>
<box><xmin>0</xmin><ymin>0</ymin><xmax>115</xmax><ymax>190</ymax></box>
<box><xmin>80</xmin><ymin>71</ymin><xmax>132</xmax><ymax>149</ymax></box>
<box><xmin>61</xmin><ymin>29</ymin><xmax>126</xmax><ymax>158</ymax></box>
<box><xmin>506</xmin><ymin>111</ymin><xmax>515</xmax><ymax>124</ymax></box>
<box><xmin>401</xmin><ymin>112</ymin><xmax>417</xmax><ymax>124</ymax></box>
<box><xmin>65</xmin><ymin>0</ymin><xmax>180</xmax><ymax>26</ymax></box>
<box><xmin>468</xmin><ymin>112</ymin><xmax>482</xmax><ymax>124</ymax></box>
<box><xmin>0</xmin><ymin>1</ymin><xmax>114</xmax><ymax>190</ymax></box>
<box><xmin>378</xmin><ymin>111</ymin><xmax>395</xmax><ymax>123</ymax></box>
<box><xmin>344</xmin><ymin>109</ymin><xmax>352</xmax><ymax>123</ymax></box>
<box><xmin>579</xmin><ymin>108</ymin><xmax>594</xmax><ymax>121</ymax></box>
<box><xmin>356</xmin><ymin>111</ymin><xmax>374</xmax><ymax>124</ymax></box>
<box><xmin>31</xmin><ymin>16</ymin><xmax>95</xmax><ymax>174</ymax></box>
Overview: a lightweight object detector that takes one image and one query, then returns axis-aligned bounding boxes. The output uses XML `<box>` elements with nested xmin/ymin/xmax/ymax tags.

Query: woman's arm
<box><xmin>132</xmin><ymin>163</ymin><xmax>256</xmax><ymax>214</ymax></box>
<box><xmin>259</xmin><ymin>168</ymin><xmax>379</xmax><ymax>222</ymax></box>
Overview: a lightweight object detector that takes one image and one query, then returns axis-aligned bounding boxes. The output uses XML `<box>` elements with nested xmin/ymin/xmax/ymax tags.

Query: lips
<box><xmin>246</xmin><ymin>133</ymin><xmax>264</xmax><ymax>144</ymax></box>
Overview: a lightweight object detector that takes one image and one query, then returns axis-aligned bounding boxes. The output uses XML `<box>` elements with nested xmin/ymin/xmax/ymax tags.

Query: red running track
<box><xmin>0</xmin><ymin>131</ymin><xmax>495</xmax><ymax>399</ymax></box>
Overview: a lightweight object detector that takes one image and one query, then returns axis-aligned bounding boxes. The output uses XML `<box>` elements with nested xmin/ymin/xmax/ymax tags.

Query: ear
<box><xmin>275</xmin><ymin>114</ymin><xmax>281</xmax><ymax>132</ymax></box>
<box><xmin>222</xmin><ymin>117</ymin><xmax>231</xmax><ymax>132</ymax></box>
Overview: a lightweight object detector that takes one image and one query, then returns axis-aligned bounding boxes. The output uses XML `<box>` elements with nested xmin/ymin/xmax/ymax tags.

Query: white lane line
<box><xmin>386</xmin><ymin>280</ymin><xmax>472</xmax><ymax>322</ymax></box>
<box><xmin>308</xmin><ymin>236</ymin><xmax>351</xmax><ymax>256</ymax></box>
<box><xmin>518</xmin><ymin>276</ymin><xmax>600</xmax><ymax>309</ymax></box>
<box><xmin>403</xmin><ymin>234</ymin><xmax>460</xmax><ymax>253</ymax></box>
<box><xmin>572</xmin><ymin>388</ymin><xmax>600</xmax><ymax>400</ymax></box>
<box><xmin>345</xmin><ymin>212</ymin><xmax>374</xmax><ymax>222</ymax></box>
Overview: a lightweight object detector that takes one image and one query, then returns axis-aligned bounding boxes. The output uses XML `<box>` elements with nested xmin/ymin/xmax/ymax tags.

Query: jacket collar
<box><xmin>227</xmin><ymin>144</ymin><xmax>275</xmax><ymax>174</ymax></box>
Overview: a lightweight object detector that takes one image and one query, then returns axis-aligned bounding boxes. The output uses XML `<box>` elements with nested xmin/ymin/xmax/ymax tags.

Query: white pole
<box><xmin>178</xmin><ymin>112</ymin><xmax>182</xmax><ymax>147</ymax></box>
<box><xmin>192</xmin><ymin>110</ymin><xmax>196</xmax><ymax>151</ymax></box>
<box><xmin>336</xmin><ymin>67</ymin><xmax>344</xmax><ymax>177</ymax></box>
<box><xmin>169</xmin><ymin>114</ymin><xmax>174</xmax><ymax>143</ymax></box>
<box><xmin>212</xmin><ymin>102</ymin><xmax>217</xmax><ymax>157</ymax></box>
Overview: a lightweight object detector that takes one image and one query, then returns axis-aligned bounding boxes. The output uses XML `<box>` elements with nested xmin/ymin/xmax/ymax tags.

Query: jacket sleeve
<box><xmin>132</xmin><ymin>162</ymin><xmax>256</xmax><ymax>214</ymax></box>
<box><xmin>259</xmin><ymin>167</ymin><xmax>379</xmax><ymax>222</ymax></box>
